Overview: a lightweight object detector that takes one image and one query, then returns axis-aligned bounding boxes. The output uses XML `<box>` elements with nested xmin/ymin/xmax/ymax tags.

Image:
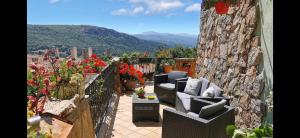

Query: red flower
<box><xmin>27</xmin><ymin>80</ymin><xmax>35</xmax><ymax>86</ymax></box>
<box><xmin>91</xmin><ymin>54</ymin><xmax>97</xmax><ymax>59</ymax></box>
<box><xmin>215</xmin><ymin>2</ymin><xmax>229</xmax><ymax>14</ymax></box>
<box><xmin>136</xmin><ymin>70</ymin><xmax>143</xmax><ymax>78</ymax></box>
<box><xmin>67</xmin><ymin>60</ymin><xmax>73</xmax><ymax>67</ymax></box>
<box><xmin>120</xmin><ymin>68</ymin><xmax>127</xmax><ymax>75</ymax></box>
<box><xmin>85</xmin><ymin>65</ymin><xmax>91</xmax><ymax>69</ymax></box>
<box><xmin>57</xmin><ymin>77</ymin><xmax>62</xmax><ymax>82</ymax></box>
<box><xmin>27</xmin><ymin>96</ymin><xmax>36</xmax><ymax>102</ymax></box>
<box><xmin>29</xmin><ymin>64</ymin><xmax>37</xmax><ymax>70</ymax></box>
<box><xmin>41</xmin><ymin>88</ymin><xmax>48</xmax><ymax>95</ymax></box>
<box><xmin>43</xmin><ymin>78</ymin><xmax>50</xmax><ymax>86</ymax></box>
<box><xmin>129</xmin><ymin>65</ymin><xmax>135</xmax><ymax>71</ymax></box>
<box><xmin>83</xmin><ymin>59</ymin><xmax>90</xmax><ymax>63</ymax></box>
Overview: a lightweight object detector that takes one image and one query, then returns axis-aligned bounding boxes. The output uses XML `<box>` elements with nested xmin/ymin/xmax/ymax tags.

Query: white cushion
<box><xmin>183</xmin><ymin>78</ymin><xmax>202</xmax><ymax>96</ymax></box>
<box><xmin>201</xmin><ymin>86</ymin><xmax>215</xmax><ymax>97</ymax></box>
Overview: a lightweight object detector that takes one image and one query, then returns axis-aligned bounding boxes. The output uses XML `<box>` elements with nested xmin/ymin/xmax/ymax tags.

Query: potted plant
<box><xmin>135</xmin><ymin>88</ymin><xmax>145</xmax><ymax>98</ymax></box>
<box><xmin>119</xmin><ymin>63</ymin><xmax>144</xmax><ymax>91</ymax></box>
<box><xmin>161</xmin><ymin>59</ymin><xmax>175</xmax><ymax>73</ymax></box>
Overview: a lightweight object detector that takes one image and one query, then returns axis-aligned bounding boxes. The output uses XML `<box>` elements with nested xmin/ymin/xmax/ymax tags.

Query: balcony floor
<box><xmin>109</xmin><ymin>82</ymin><xmax>173</xmax><ymax>138</ymax></box>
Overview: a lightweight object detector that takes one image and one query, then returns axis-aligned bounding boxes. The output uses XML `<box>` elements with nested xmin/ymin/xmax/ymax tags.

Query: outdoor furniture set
<box><xmin>132</xmin><ymin>71</ymin><xmax>235</xmax><ymax>138</ymax></box>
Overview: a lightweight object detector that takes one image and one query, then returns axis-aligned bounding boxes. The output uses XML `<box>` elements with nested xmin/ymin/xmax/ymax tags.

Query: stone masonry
<box><xmin>196</xmin><ymin>0</ymin><xmax>265</xmax><ymax>128</ymax></box>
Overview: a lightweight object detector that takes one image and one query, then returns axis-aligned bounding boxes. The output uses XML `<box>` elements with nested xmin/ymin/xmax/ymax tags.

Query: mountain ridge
<box><xmin>27</xmin><ymin>24</ymin><xmax>168</xmax><ymax>56</ymax></box>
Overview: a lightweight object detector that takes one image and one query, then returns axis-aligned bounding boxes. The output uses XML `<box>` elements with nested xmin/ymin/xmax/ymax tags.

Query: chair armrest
<box><xmin>190</xmin><ymin>98</ymin><xmax>215</xmax><ymax>114</ymax></box>
<box><xmin>193</xmin><ymin>96</ymin><xmax>230</xmax><ymax>106</ymax></box>
<box><xmin>154</xmin><ymin>74</ymin><xmax>168</xmax><ymax>84</ymax></box>
<box><xmin>175</xmin><ymin>81</ymin><xmax>187</xmax><ymax>92</ymax></box>
<box><xmin>174</xmin><ymin>77</ymin><xmax>188</xmax><ymax>85</ymax></box>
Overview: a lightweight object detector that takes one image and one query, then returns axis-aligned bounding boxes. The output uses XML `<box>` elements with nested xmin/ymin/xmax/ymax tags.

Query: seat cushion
<box><xmin>199</xmin><ymin>99</ymin><xmax>226</xmax><ymax>118</ymax></box>
<box><xmin>187</xmin><ymin>112</ymin><xmax>199</xmax><ymax>118</ymax></box>
<box><xmin>201</xmin><ymin>86</ymin><xmax>215</xmax><ymax>97</ymax></box>
<box><xmin>209</xmin><ymin>83</ymin><xmax>223</xmax><ymax>97</ymax></box>
<box><xmin>176</xmin><ymin>92</ymin><xmax>192</xmax><ymax>100</ymax></box>
<box><xmin>157</xmin><ymin>83</ymin><xmax>175</xmax><ymax>90</ymax></box>
<box><xmin>183</xmin><ymin>78</ymin><xmax>202</xmax><ymax>96</ymax></box>
<box><xmin>167</xmin><ymin>71</ymin><xmax>187</xmax><ymax>84</ymax></box>
<box><xmin>199</xmin><ymin>77</ymin><xmax>210</xmax><ymax>96</ymax></box>
<box><xmin>181</xmin><ymin>98</ymin><xmax>191</xmax><ymax>111</ymax></box>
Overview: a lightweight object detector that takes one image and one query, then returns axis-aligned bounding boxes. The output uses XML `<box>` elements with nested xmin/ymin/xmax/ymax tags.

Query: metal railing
<box><xmin>84</xmin><ymin>62</ymin><xmax>117</xmax><ymax>136</ymax></box>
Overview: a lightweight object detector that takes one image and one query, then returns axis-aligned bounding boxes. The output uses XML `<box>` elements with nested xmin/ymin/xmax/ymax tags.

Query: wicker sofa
<box><xmin>162</xmin><ymin>98</ymin><xmax>235</xmax><ymax>138</ymax></box>
<box><xmin>154</xmin><ymin>71</ymin><xmax>188</xmax><ymax>106</ymax></box>
<box><xmin>175</xmin><ymin>77</ymin><xmax>230</xmax><ymax>113</ymax></box>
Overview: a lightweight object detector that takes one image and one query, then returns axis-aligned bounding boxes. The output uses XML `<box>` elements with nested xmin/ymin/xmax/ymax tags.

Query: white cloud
<box><xmin>133</xmin><ymin>6</ymin><xmax>144</xmax><ymax>14</ymax></box>
<box><xmin>112</xmin><ymin>8</ymin><xmax>129</xmax><ymax>16</ymax></box>
<box><xmin>49</xmin><ymin>0</ymin><xmax>61</xmax><ymax>4</ymax></box>
<box><xmin>128</xmin><ymin>0</ymin><xmax>184</xmax><ymax>13</ymax></box>
<box><xmin>112</xmin><ymin>6</ymin><xmax>145</xmax><ymax>16</ymax></box>
<box><xmin>185</xmin><ymin>3</ymin><xmax>201</xmax><ymax>12</ymax></box>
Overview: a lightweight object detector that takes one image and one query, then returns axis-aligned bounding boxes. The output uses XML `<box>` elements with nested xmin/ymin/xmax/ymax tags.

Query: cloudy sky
<box><xmin>28</xmin><ymin>0</ymin><xmax>202</xmax><ymax>35</ymax></box>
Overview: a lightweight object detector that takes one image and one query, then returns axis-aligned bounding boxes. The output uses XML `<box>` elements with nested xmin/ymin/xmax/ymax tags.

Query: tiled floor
<box><xmin>110</xmin><ymin>83</ymin><xmax>173</xmax><ymax>138</ymax></box>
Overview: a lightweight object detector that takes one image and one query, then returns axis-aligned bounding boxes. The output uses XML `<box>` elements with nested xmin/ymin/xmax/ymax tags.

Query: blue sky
<box><xmin>28</xmin><ymin>0</ymin><xmax>202</xmax><ymax>35</ymax></box>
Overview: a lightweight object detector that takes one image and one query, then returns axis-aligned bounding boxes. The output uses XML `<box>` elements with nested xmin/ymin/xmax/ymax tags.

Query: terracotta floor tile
<box><xmin>135</xmin><ymin>128</ymin><xmax>151</xmax><ymax>136</ymax></box>
<box><xmin>125</xmin><ymin>132</ymin><xmax>143</xmax><ymax>138</ymax></box>
<box><xmin>117</xmin><ymin>127</ymin><xmax>134</xmax><ymax>136</ymax></box>
<box><xmin>111</xmin><ymin>132</ymin><xmax>123</xmax><ymax>138</ymax></box>
<box><xmin>144</xmin><ymin>132</ymin><xmax>161</xmax><ymax>138</ymax></box>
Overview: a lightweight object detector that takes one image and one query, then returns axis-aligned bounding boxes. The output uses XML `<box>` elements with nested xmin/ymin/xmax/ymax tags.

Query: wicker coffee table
<box><xmin>132</xmin><ymin>93</ymin><xmax>160</xmax><ymax>122</ymax></box>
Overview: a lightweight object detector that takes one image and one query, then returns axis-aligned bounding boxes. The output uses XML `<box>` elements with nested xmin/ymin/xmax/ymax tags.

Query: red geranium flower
<box><xmin>215</xmin><ymin>2</ymin><xmax>229</xmax><ymax>14</ymax></box>
<box><xmin>67</xmin><ymin>60</ymin><xmax>73</xmax><ymax>67</ymax></box>
<box><xmin>41</xmin><ymin>88</ymin><xmax>48</xmax><ymax>95</ymax></box>
<box><xmin>85</xmin><ymin>65</ymin><xmax>91</xmax><ymax>69</ymax></box>
<box><xmin>27</xmin><ymin>80</ymin><xmax>35</xmax><ymax>86</ymax></box>
<box><xmin>29</xmin><ymin>64</ymin><xmax>37</xmax><ymax>70</ymax></box>
<box><xmin>43</xmin><ymin>78</ymin><xmax>50</xmax><ymax>86</ymax></box>
<box><xmin>91</xmin><ymin>54</ymin><xmax>97</xmax><ymax>59</ymax></box>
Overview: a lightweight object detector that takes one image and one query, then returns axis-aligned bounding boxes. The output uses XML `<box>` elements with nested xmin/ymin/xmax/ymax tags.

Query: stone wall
<box><xmin>196</xmin><ymin>0</ymin><xmax>266</xmax><ymax>128</ymax></box>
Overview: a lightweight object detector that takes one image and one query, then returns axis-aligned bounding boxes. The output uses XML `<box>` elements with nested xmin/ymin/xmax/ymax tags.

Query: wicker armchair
<box><xmin>154</xmin><ymin>71</ymin><xmax>188</xmax><ymax>106</ymax></box>
<box><xmin>175</xmin><ymin>78</ymin><xmax>230</xmax><ymax>113</ymax></box>
<box><xmin>162</xmin><ymin>98</ymin><xmax>235</xmax><ymax>138</ymax></box>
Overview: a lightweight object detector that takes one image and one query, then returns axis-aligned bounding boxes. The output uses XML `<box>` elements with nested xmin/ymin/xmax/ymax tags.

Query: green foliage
<box><xmin>135</xmin><ymin>88</ymin><xmax>145</xmax><ymax>95</ymax></box>
<box><xmin>226</xmin><ymin>125</ymin><xmax>236</xmax><ymax>137</ymax></box>
<box><xmin>155</xmin><ymin>45</ymin><xmax>197</xmax><ymax>58</ymax></box>
<box><xmin>225</xmin><ymin>124</ymin><xmax>273</xmax><ymax>138</ymax></box>
<box><xmin>27</xmin><ymin>24</ymin><xmax>167</xmax><ymax>56</ymax></box>
<box><xmin>160</xmin><ymin>59</ymin><xmax>175</xmax><ymax>66</ymax></box>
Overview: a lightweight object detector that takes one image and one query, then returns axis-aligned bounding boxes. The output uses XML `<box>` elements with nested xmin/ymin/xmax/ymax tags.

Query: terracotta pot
<box><xmin>125</xmin><ymin>80</ymin><xmax>137</xmax><ymax>90</ymax></box>
<box><xmin>163</xmin><ymin>65</ymin><xmax>173</xmax><ymax>73</ymax></box>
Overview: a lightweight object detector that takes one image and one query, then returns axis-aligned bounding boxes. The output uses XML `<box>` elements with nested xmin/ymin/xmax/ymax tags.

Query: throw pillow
<box><xmin>201</xmin><ymin>87</ymin><xmax>215</xmax><ymax>97</ymax></box>
<box><xmin>199</xmin><ymin>99</ymin><xmax>226</xmax><ymax>118</ymax></box>
<box><xmin>183</xmin><ymin>78</ymin><xmax>202</xmax><ymax>96</ymax></box>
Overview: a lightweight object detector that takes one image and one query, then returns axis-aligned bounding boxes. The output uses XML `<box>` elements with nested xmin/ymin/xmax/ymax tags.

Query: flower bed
<box><xmin>27</xmin><ymin>50</ymin><xmax>107</xmax><ymax>137</ymax></box>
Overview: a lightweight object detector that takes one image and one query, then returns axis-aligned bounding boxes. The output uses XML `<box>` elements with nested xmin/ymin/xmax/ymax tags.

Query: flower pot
<box><xmin>138</xmin><ymin>93</ymin><xmax>145</xmax><ymax>98</ymax></box>
<box><xmin>125</xmin><ymin>80</ymin><xmax>137</xmax><ymax>91</ymax></box>
<box><xmin>163</xmin><ymin>65</ymin><xmax>173</xmax><ymax>73</ymax></box>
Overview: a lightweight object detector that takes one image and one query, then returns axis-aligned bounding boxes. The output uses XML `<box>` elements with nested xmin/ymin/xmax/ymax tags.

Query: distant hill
<box><xmin>27</xmin><ymin>25</ymin><xmax>167</xmax><ymax>56</ymax></box>
<box><xmin>134</xmin><ymin>31</ymin><xmax>198</xmax><ymax>48</ymax></box>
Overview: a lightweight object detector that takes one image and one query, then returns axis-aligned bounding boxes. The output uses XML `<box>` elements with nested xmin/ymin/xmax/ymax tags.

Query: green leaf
<box><xmin>225</xmin><ymin>124</ymin><xmax>236</xmax><ymax>137</ymax></box>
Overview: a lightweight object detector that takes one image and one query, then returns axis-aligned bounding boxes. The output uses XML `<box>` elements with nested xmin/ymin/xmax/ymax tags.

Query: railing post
<box><xmin>112</xmin><ymin>58</ymin><xmax>122</xmax><ymax>95</ymax></box>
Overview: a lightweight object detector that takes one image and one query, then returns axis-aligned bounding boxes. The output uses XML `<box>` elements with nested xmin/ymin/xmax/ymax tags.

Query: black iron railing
<box><xmin>84</xmin><ymin>62</ymin><xmax>117</xmax><ymax>135</ymax></box>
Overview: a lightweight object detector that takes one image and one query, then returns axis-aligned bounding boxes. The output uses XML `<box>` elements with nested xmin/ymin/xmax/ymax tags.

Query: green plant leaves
<box><xmin>226</xmin><ymin>124</ymin><xmax>236</xmax><ymax>137</ymax></box>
